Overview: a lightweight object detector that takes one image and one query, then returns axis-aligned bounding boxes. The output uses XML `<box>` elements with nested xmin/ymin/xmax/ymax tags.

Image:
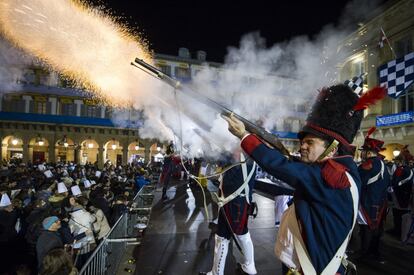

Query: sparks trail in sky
<box><xmin>0</xmin><ymin>0</ymin><xmax>154</xmax><ymax>105</ymax></box>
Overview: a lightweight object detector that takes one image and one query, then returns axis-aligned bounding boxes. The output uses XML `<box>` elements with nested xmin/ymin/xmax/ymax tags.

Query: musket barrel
<box><xmin>132</xmin><ymin>58</ymin><xmax>291</xmax><ymax>158</ymax></box>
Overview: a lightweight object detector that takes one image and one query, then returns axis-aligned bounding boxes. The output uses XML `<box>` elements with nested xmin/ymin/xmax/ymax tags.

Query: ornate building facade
<box><xmin>339</xmin><ymin>0</ymin><xmax>414</xmax><ymax>160</ymax></box>
<box><xmin>0</xmin><ymin>48</ymin><xmax>221</xmax><ymax>167</ymax></box>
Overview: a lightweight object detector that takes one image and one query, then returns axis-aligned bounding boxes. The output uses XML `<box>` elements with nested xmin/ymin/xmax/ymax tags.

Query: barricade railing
<box><xmin>79</xmin><ymin>184</ymin><xmax>155</xmax><ymax>275</ymax></box>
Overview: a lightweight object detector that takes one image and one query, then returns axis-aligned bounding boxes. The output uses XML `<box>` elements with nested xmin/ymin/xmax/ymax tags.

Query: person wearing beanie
<box><xmin>36</xmin><ymin>216</ymin><xmax>63</xmax><ymax>270</ymax></box>
<box><xmin>357</xmin><ymin>127</ymin><xmax>390</xmax><ymax>261</ymax></box>
<box><xmin>223</xmin><ymin>84</ymin><xmax>385</xmax><ymax>274</ymax></box>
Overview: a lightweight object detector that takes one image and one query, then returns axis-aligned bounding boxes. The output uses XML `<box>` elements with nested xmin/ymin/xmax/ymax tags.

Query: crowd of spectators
<box><xmin>0</xmin><ymin>159</ymin><xmax>151</xmax><ymax>275</ymax></box>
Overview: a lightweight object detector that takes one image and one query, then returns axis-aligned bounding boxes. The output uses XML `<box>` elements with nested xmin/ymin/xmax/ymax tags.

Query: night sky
<box><xmin>86</xmin><ymin>0</ymin><xmax>383</xmax><ymax>62</ymax></box>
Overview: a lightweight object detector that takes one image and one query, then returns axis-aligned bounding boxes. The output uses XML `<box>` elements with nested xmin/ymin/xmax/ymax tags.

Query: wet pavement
<box><xmin>121</xmin><ymin>179</ymin><xmax>414</xmax><ymax>275</ymax></box>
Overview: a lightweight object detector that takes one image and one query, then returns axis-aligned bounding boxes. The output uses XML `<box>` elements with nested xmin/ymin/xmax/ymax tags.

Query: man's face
<box><xmin>300</xmin><ymin>134</ymin><xmax>328</xmax><ymax>163</ymax></box>
<box><xmin>50</xmin><ymin>219</ymin><xmax>61</xmax><ymax>231</ymax></box>
<box><xmin>361</xmin><ymin>150</ymin><xmax>376</xmax><ymax>161</ymax></box>
<box><xmin>361</xmin><ymin>150</ymin><xmax>368</xmax><ymax>161</ymax></box>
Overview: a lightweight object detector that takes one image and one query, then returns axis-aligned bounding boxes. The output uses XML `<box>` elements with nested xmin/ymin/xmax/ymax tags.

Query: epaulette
<box><xmin>360</xmin><ymin>159</ymin><xmax>373</xmax><ymax>170</ymax></box>
<box><xmin>321</xmin><ymin>159</ymin><xmax>351</xmax><ymax>189</ymax></box>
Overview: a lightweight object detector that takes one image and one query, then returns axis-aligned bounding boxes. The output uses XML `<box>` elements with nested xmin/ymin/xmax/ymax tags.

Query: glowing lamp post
<box><xmin>11</xmin><ymin>138</ymin><xmax>18</xmax><ymax>145</ymax></box>
<box><xmin>393</xmin><ymin>149</ymin><xmax>400</xmax><ymax>157</ymax></box>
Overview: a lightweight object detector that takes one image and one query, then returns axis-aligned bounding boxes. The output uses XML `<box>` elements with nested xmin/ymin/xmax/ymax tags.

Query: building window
<box><xmin>33</xmin><ymin>101</ymin><xmax>47</xmax><ymax>114</ymax></box>
<box><xmin>398</xmin><ymin>87</ymin><xmax>414</xmax><ymax>112</ymax></box>
<box><xmin>61</xmin><ymin>103</ymin><xmax>75</xmax><ymax>116</ymax></box>
<box><xmin>2</xmin><ymin>97</ymin><xmax>25</xmax><ymax>112</ymax></box>
<box><xmin>296</xmin><ymin>103</ymin><xmax>306</xmax><ymax>113</ymax></box>
<box><xmin>395</xmin><ymin>36</ymin><xmax>412</xmax><ymax>58</ymax></box>
<box><xmin>159</xmin><ymin>65</ymin><xmax>171</xmax><ymax>76</ymax></box>
<box><xmin>283</xmin><ymin>120</ymin><xmax>292</xmax><ymax>132</ymax></box>
<box><xmin>174</xmin><ymin>67</ymin><xmax>191</xmax><ymax>79</ymax></box>
<box><xmin>105</xmin><ymin>106</ymin><xmax>113</xmax><ymax>118</ymax></box>
<box><xmin>82</xmin><ymin>105</ymin><xmax>99</xmax><ymax>117</ymax></box>
<box><xmin>352</xmin><ymin>60</ymin><xmax>365</xmax><ymax>77</ymax></box>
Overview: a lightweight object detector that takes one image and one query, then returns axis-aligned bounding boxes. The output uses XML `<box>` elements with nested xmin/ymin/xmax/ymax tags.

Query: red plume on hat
<box><xmin>353</xmin><ymin>86</ymin><xmax>387</xmax><ymax>111</ymax></box>
<box><xmin>360</xmin><ymin>127</ymin><xmax>385</xmax><ymax>152</ymax></box>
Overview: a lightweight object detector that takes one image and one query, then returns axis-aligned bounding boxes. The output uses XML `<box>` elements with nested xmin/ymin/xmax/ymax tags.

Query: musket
<box><xmin>131</xmin><ymin>58</ymin><xmax>291</xmax><ymax>158</ymax></box>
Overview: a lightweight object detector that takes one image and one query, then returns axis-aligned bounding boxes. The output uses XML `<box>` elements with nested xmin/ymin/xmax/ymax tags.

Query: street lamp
<box><xmin>134</xmin><ymin>145</ymin><xmax>139</xmax><ymax>151</ymax></box>
<box><xmin>88</xmin><ymin>143</ymin><xmax>94</xmax><ymax>149</ymax></box>
<box><xmin>64</xmin><ymin>142</ymin><xmax>69</xmax><ymax>148</ymax></box>
<box><xmin>11</xmin><ymin>138</ymin><xmax>18</xmax><ymax>145</ymax></box>
<box><xmin>111</xmin><ymin>144</ymin><xmax>117</xmax><ymax>150</ymax></box>
<box><xmin>393</xmin><ymin>149</ymin><xmax>400</xmax><ymax>157</ymax></box>
<box><xmin>38</xmin><ymin>140</ymin><xmax>44</xmax><ymax>146</ymax></box>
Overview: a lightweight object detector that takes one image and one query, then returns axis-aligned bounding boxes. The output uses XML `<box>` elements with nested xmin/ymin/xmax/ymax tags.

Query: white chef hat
<box><xmin>71</xmin><ymin>185</ymin><xmax>82</xmax><ymax>197</ymax></box>
<box><xmin>57</xmin><ymin>182</ymin><xmax>68</xmax><ymax>194</ymax></box>
<box><xmin>0</xmin><ymin>193</ymin><xmax>12</xmax><ymax>207</ymax></box>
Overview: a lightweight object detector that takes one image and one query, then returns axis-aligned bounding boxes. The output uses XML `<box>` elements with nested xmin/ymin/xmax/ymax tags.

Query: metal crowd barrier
<box><xmin>79</xmin><ymin>185</ymin><xmax>155</xmax><ymax>275</ymax></box>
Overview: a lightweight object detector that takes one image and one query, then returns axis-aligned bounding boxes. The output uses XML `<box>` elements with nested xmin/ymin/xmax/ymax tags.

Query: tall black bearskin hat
<box><xmin>298</xmin><ymin>85</ymin><xmax>386</xmax><ymax>155</ymax></box>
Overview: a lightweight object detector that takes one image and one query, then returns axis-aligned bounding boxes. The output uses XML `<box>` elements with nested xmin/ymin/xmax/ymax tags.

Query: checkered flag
<box><xmin>344</xmin><ymin>74</ymin><xmax>364</xmax><ymax>95</ymax></box>
<box><xmin>378</xmin><ymin>52</ymin><xmax>414</xmax><ymax>98</ymax></box>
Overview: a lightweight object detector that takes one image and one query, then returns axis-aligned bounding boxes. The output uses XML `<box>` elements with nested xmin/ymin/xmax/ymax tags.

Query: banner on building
<box><xmin>376</xmin><ymin>111</ymin><xmax>414</xmax><ymax>127</ymax></box>
<box><xmin>378</xmin><ymin>52</ymin><xmax>414</xmax><ymax>98</ymax></box>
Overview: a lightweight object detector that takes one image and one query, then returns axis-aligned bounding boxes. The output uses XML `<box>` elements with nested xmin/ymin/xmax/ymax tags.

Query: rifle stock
<box><xmin>132</xmin><ymin>58</ymin><xmax>291</xmax><ymax>158</ymax></box>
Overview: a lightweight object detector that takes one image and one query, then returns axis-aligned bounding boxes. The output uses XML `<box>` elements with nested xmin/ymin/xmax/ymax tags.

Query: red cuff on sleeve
<box><xmin>241</xmin><ymin>134</ymin><xmax>263</xmax><ymax>155</ymax></box>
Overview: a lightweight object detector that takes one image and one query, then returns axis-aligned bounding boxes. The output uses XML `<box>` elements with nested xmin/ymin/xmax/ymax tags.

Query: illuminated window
<box><xmin>159</xmin><ymin>65</ymin><xmax>171</xmax><ymax>76</ymax></box>
<box><xmin>175</xmin><ymin>67</ymin><xmax>191</xmax><ymax>79</ymax></box>
<box><xmin>35</xmin><ymin>101</ymin><xmax>47</xmax><ymax>114</ymax></box>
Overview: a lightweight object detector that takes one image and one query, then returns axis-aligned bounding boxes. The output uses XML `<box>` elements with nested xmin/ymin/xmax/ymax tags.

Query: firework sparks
<box><xmin>0</xmin><ymin>0</ymin><xmax>155</xmax><ymax>105</ymax></box>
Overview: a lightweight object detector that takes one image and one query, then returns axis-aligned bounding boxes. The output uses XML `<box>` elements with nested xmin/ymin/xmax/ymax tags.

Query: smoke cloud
<box><xmin>0</xmin><ymin>0</ymin><xmax>385</xmax><ymax>158</ymax></box>
<box><xmin>133</xmin><ymin>0</ymin><xmax>386</xmax><ymax>158</ymax></box>
<box><xmin>0</xmin><ymin>38</ymin><xmax>34</xmax><ymax>92</ymax></box>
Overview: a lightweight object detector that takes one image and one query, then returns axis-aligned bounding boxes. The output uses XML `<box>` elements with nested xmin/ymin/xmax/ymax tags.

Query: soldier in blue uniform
<box><xmin>199</xmin><ymin>152</ymin><xmax>257</xmax><ymax>275</ymax></box>
<box><xmin>223</xmin><ymin>84</ymin><xmax>385</xmax><ymax>274</ymax></box>
<box><xmin>357</xmin><ymin>127</ymin><xmax>390</xmax><ymax>260</ymax></box>
<box><xmin>160</xmin><ymin>142</ymin><xmax>175</xmax><ymax>200</ymax></box>
<box><xmin>390</xmin><ymin>146</ymin><xmax>413</xmax><ymax>238</ymax></box>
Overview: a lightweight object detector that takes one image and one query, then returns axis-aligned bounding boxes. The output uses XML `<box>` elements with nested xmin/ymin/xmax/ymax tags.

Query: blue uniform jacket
<box><xmin>391</xmin><ymin>165</ymin><xmax>413</xmax><ymax>209</ymax></box>
<box><xmin>241</xmin><ymin>134</ymin><xmax>361</xmax><ymax>274</ymax></box>
<box><xmin>358</xmin><ymin>157</ymin><xmax>390</xmax><ymax>228</ymax></box>
<box><xmin>221</xmin><ymin>160</ymin><xmax>256</xmax><ymax>203</ymax></box>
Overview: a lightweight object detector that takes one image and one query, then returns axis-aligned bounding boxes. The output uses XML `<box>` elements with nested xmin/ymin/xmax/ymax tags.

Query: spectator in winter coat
<box><xmin>87</xmin><ymin>203</ymin><xmax>111</xmax><ymax>242</ymax></box>
<box><xmin>36</xmin><ymin>216</ymin><xmax>63</xmax><ymax>270</ymax></box>
<box><xmin>67</xmin><ymin>198</ymin><xmax>96</xmax><ymax>269</ymax></box>
<box><xmin>109</xmin><ymin>194</ymin><xmax>128</xmax><ymax>226</ymax></box>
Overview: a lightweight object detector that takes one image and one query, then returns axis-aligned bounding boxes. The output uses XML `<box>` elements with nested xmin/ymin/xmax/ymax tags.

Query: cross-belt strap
<box><xmin>241</xmin><ymin>152</ymin><xmax>250</xmax><ymax>204</ymax></box>
<box><xmin>290</xmin><ymin>172</ymin><xmax>359</xmax><ymax>275</ymax></box>
<box><xmin>398</xmin><ymin>170</ymin><xmax>413</xmax><ymax>186</ymax></box>
<box><xmin>214</xmin><ymin>157</ymin><xmax>256</xmax><ymax>208</ymax></box>
<box><xmin>367</xmin><ymin>160</ymin><xmax>385</xmax><ymax>185</ymax></box>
